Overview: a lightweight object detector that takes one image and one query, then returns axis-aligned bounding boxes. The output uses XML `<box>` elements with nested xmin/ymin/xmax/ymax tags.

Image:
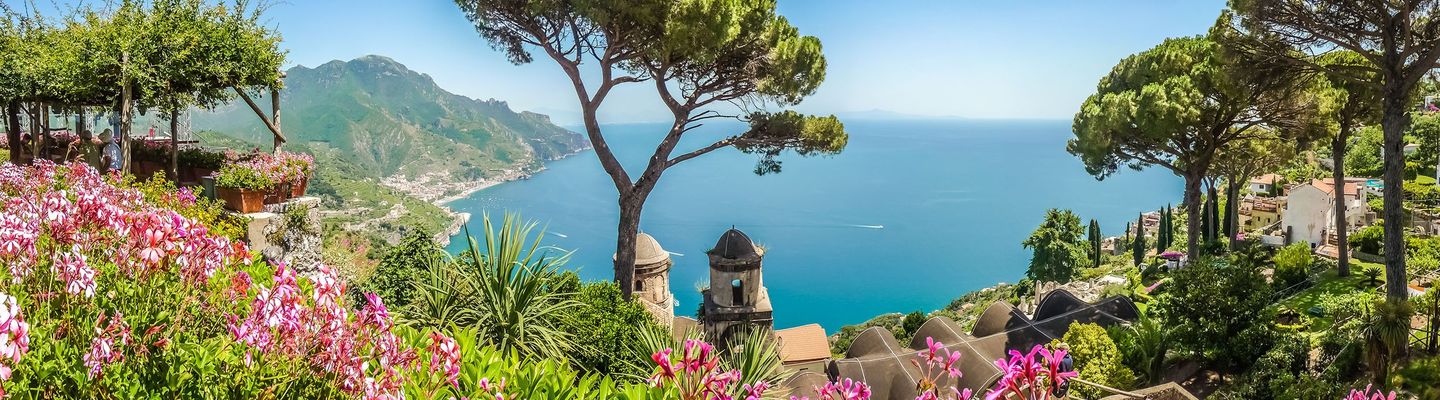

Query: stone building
<box><xmin>621</xmin><ymin>233</ymin><xmax>676</xmax><ymax>327</ymax></box>
<box><xmin>700</xmin><ymin>228</ymin><xmax>774</xmax><ymax>345</ymax></box>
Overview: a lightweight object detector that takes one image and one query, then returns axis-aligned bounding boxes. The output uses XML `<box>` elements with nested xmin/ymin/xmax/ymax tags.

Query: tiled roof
<box><xmin>784</xmin><ymin>290</ymin><xmax>1141</xmax><ymax>399</ymax></box>
<box><xmin>1310</xmin><ymin>178</ymin><xmax>1361</xmax><ymax>197</ymax></box>
<box><xmin>1250</xmin><ymin>173</ymin><xmax>1282</xmax><ymax>185</ymax></box>
<box><xmin>775</xmin><ymin>324</ymin><xmax>831</xmax><ymax>364</ymax></box>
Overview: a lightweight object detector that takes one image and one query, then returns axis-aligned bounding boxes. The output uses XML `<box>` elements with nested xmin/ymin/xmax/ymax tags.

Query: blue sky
<box><xmin>21</xmin><ymin>0</ymin><xmax>1229</xmax><ymax>123</ymax></box>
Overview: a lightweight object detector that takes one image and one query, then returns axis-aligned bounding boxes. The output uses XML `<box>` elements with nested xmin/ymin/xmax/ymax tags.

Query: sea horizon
<box><xmin>447</xmin><ymin>119</ymin><xmax>1183</xmax><ymax>332</ymax></box>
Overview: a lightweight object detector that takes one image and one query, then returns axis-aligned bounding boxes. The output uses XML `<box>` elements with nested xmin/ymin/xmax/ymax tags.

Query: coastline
<box><xmin>428</xmin><ymin>146</ymin><xmax>592</xmax><ymax>245</ymax></box>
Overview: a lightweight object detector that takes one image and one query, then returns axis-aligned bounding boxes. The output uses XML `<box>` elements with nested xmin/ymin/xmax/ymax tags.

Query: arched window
<box><xmin>731</xmin><ymin>278</ymin><xmax>744</xmax><ymax>306</ymax></box>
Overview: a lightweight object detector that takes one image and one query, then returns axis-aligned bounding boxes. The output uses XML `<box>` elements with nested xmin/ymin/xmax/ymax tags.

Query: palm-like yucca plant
<box><xmin>1115</xmin><ymin>312</ymin><xmax>1169</xmax><ymax>385</ymax></box>
<box><xmin>722</xmin><ymin>328</ymin><xmax>794</xmax><ymax>398</ymax></box>
<box><xmin>407</xmin><ymin>257</ymin><xmax>476</xmax><ymax>327</ymax></box>
<box><xmin>407</xmin><ymin>213</ymin><xmax>579</xmax><ymax>362</ymax></box>
<box><xmin>1364</xmin><ymin>299</ymin><xmax>1413</xmax><ymax>385</ymax></box>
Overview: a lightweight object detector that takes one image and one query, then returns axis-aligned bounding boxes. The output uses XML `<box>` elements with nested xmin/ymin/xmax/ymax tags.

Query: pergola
<box><xmin>0</xmin><ymin>1</ymin><xmax>287</xmax><ymax>179</ymax></box>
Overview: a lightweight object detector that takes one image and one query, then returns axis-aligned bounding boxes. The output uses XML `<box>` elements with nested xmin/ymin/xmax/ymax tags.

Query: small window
<box><xmin>731</xmin><ymin>279</ymin><xmax>744</xmax><ymax>306</ymax></box>
<box><xmin>636</xmin><ymin>280</ymin><xmax>644</xmax><ymax>292</ymax></box>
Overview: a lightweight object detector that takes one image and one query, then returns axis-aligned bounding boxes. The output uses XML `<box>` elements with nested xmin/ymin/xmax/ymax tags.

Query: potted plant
<box><xmin>214</xmin><ymin>164</ymin><xmax>272</xmax><ymax>213</ymax></box>
<box><xmin>279</xmin><ymin>152</ymin><xmax>314</xmax><ymax>197</ymax></box>
<box><xmin>177</xmin><ymin>147</ymin><xmax>225</xmax><ymax>184</ymax></box>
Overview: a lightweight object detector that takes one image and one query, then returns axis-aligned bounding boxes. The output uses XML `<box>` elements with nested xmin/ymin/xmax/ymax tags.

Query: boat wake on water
<box><xmin>548</xmin><ymin>232</ymin><xmax>569</xmax><ymax>238</ymax></box>
<box><xmin>847</xmin><ymin>224</ymin><xmax>885</xmax><ymax>229</ymax></box>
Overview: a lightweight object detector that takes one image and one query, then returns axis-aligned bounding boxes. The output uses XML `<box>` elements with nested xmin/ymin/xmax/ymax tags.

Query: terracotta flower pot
<box><xmin>217</xmin><ymin>187</ymin><xmax>264</xmax><ymax>213</ymax></box>
<box><xmin>290</xmin><ymin>177</ymin><xmax>308</xmax><ymax>198</ymax></box>
<box><xmin>264</xmin><ymin>183</ymin><xmax>292</xmax><ymax>205</ymax></box>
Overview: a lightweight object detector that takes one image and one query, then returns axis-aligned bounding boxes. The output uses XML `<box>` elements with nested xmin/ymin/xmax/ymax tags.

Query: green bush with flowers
<box><xmin>214</xmin><ymin>164</ymin><xmax>274</xmax><ymax>190</ymax></box>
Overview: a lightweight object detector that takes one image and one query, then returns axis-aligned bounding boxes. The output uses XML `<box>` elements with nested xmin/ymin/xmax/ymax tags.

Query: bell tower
<box><xmin>700</xmin><ymin>228</ymin><xmax>773</xmax><ymax>344</ymax></box>
<box><xmin>620</xmin><ymin>233</ymin><xmax>675</xmax><ymax>327</ymax></box>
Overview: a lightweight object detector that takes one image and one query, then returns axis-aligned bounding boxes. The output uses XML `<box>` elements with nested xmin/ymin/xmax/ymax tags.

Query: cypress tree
<box><xmin>1223</xmin><ymin>180</ymin><xmax>1238</xmax><ymax>243</ymax></box>
<box><xmin>1159</xmin><ymin>205</ymin><xmax>1172</xmax><ymax>251</ymax></box>
<box><xmin>1088</xmin><ymin>219</ymin><xmax>1102</xmax><ymax>268</ymax></box>
<box><xmin>1133</xmin><ymin>213</ymin><xmax>1146</xmax><ymax>266</ymax></box>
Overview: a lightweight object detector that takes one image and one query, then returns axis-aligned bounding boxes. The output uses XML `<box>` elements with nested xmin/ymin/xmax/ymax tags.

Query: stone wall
<box><xmin>244</xmin><ymin>196</ymin><xmax>324</xmax><ymax>276</ymax></box>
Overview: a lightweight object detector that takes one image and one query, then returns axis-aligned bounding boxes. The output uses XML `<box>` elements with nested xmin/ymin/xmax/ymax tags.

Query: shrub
<box><xmin>562</xmin><ymin>280</ymin><xmax>663</xmax><ymax>378</ymax></box>
<box><xmin>0</xmin><ymin>161</ymin><xmax>475</xmax><ymax>398</ymax></box>
<box><xmin>1395</xmin><ymin>355</ymin><xmax>1440</xmax><ymax>399</ymax></box>
<box><xmin>897</xmin><ymin>310</ymin><xmax>927</xmax><ymax>343</ymax></box>
<box><xmin>1350</xmin><ymin>224</ymin><xmax>1384</xmax><ymax>255</ymax></box>
<box><xmin>1023</xmin><ymin>209</ymin><xmax>1087</xmax><ymax>283</ymax></box>
<box><xmin>176</xmin><ymin>147</ymin><xmax>225</xmax><ymax>170</ymax></box>
<box><xmin>353</xmin><ymin>230</ymin><xmax>446</xmax><ymax>309</ymax></box>
<box><xmin>1057</xmin><ymin>323</ymin><xmax>1135</xmax><ymax>398</ymax></box>
<box><xmin>125</xmin><ymin>174</ymin><xmax>248</xmax><ymax>241</ymax></box>
<box><xmin>1156</xmin><ymin>256</ymin><xmax>1274</xmax><ymax>372</ymax></box>
<box><xmin>1272</xmin><ymin>243</ymin><xmax>1313</xmax><ymax>289</ymax></box>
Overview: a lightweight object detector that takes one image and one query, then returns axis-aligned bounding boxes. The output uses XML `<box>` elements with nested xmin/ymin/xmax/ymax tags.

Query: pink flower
<box><xmin>984</xmin><ymin>345</ymin><xmax>1073</xmax><ymax>400</ymax></box>
<box><xmin>1346</xmin><ymin>385</ymin><xmax>1398</xmax><ymax>400</ymax></box>
<box><xmin>0</xmin><ymin>293</ymin><xmax>29</xmax><ymax>386</ymax></box>
<box><xmin>53</xmin><ymin>246</ymin><xmax>97</xmax><ymax>298</ymax></box>
<box><xmin>428</xmin><ymin>332</ymin><xmax>461</xmax><ymax>388</ymax></box>
<box><xmin>83</xmin><ymin>313</ymin><xmax>131</xmax><ymax>379</ymax></box>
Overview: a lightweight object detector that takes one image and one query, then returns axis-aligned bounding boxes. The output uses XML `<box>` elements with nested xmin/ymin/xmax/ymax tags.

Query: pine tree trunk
<box><xmin>1184</xmin><ymin>175</ymin><xmax>1203</xmax><ymax>259</ymax></box>
<box><xmin>1333</xmin><ymin>130</ymin><xmax>1351</xmax><ymax>277</ymax></box>
<box><xmin>1380</xmin><ymin>92</ymin><xmax>1409</xmax><ymax>301</ymax></box>
<box><xmin>614</xmin><ymin>195</ymin><xmax>644</xmax><ymax>299</ymax></box>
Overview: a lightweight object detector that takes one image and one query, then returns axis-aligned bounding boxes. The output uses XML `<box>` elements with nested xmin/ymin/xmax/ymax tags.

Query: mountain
<box><xmin>193</xmin><ymin>55</ymin><xmax>589</xmax><ymax>245</ymax></box>
<box><xmin>195</xmin><ymin>55</ymin><xmax>588</xmax><ymax>182</ymax></box>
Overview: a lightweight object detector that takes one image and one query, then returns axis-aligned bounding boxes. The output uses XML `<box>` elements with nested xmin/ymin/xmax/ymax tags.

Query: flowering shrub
<box><xmin>1345</xmin><ymin>385</ymin><xmax>1397</xmax><ymax>400</ymax></box>
<box><xmin>912</xmin><ymin>337</ymin><xmax>972</xmax><ymax>400</ymax></box>
<box><xmin>648</xmin><ymin>339</ymin><xmax>765</xmax><ymax>400</ymax></box>
<box><xmin>214</xmin><ymin>163</ymin><xmax>274</xmax><ymax>190</ymax></box>
<box><xmin>0</xmin><ymin>161</ymin><xmax>474</xmax><ymax>398</ymax></box>
<box><xmin>223</xmin><ymin>150</ymin><xmax>313</xmax><ymax>188</ymax></box>
<box><xmin>985</xmin><ymin>345</ymin><xmax>1079</xmax><ymax>400</ymax></box>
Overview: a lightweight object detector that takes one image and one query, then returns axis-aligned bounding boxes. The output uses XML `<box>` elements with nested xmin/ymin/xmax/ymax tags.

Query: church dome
<box><xmin>709</xmin><ymin>228</ymin><xmax>760</xmax><ymax>260</ymax></box>
<box><xmin>617</xmin><ymin>233</ymin><xmax>671</xmax><ymax>266</ymax></box>
<box><xmin>634</xmin><ymin>233</ymin><xmax>670</xmax><ymax>265</ymax></box>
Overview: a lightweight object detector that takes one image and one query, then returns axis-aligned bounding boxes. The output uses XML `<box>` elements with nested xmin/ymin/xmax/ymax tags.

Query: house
<box><xmin>1239</xmin><ymin>196</ymin><xmax>1283</xmax><ymax>232</ymax></box>
<box><xmin>1100</xmin><ymin>236</ymin><xmax>1127</xmax><ymax>256</ymax></box>
<box><xmin>774</xmin><ymin>324</ymin><xmax>831</xmax><ymax>373</ymax></box>
<box><xmin>1282</xmin><ymin>178</ymin><xmax>1369</xmax><ymax>247</ymax></box>
<box><xmin>1249</xmin><ymin>173</ymin><xmax>1283</xmax><ymax>194</ymax></box>
<box><xmin>1125</xmin><ymin>211</ymin><xmax>1162</xmax><ymax>239</ymax></box>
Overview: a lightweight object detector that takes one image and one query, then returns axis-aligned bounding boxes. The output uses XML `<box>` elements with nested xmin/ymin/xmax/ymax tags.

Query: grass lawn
<box><xmin>1273</xmin><ymin>263</ymin><xmax>1380</xmax><ymax>334</ymax></box>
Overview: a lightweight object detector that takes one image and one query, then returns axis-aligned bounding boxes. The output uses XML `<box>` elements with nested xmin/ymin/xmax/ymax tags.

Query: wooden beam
<box><xmin>233</xmin><ymin>88</ymin><xmax>286</xmax><ymax>146</ymax></box>
<box><xmin>270</xmin><ymin>87</ymin><xmax>282</xmax><ymax>153</ymax></box>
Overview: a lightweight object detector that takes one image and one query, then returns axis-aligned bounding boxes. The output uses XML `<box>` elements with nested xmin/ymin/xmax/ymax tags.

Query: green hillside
<box><xmin>194</xmin><ymin>55</ymin><xmax>587</xmax><ymax>181</ymax></box>
<box><xmin>191</xmin><ymin>55</ymin><xmax>587</xmax><ymax>248</ymax></box>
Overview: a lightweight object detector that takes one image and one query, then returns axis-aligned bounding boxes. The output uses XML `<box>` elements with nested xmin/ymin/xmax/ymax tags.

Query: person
<box><xmin>1054</xmin><ymin>342</ymin><xmax>1074</xmax><ymax>398</ymax></box>
<box><xmin>100</xmin><ymin>129</ymin><xmax>122</xmax><ymax>174</ymax></box>
<box><xmin>67</xmin><ymin>130</ymin><xmax>103</xmax><ymax>170</ymax></box>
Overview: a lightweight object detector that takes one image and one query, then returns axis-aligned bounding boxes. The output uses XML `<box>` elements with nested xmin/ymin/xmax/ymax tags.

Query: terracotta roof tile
<box><xmin>775</xmin><ymin>324</ymin><xmax>831</xmax><ymax>363</ymax></box>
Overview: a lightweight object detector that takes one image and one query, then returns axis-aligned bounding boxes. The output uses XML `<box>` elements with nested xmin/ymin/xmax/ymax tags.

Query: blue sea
<box><xmin>446</xmin><ymin>119</ymin><xmax>1181</xmax><ymax>332</ymax></box>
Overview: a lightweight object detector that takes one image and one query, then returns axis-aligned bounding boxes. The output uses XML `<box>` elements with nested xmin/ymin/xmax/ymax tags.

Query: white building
<box><xmin>1282</xmin><ymin>178</ymin><xmax>1369</xmax><ymax>247</ymax></box>
<box><xmin>1249</xmin><ymin>173</ymin><xmax>1282</xmax><ymax>194</ymax></box>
